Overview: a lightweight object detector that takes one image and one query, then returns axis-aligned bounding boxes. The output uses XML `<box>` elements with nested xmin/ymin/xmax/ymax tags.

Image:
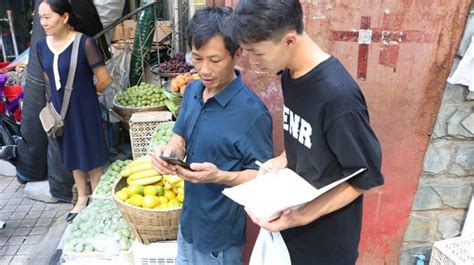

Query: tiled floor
<box><xmin>0</xmin><ymin>175</ymin><xmax>71</xmax><ymax>265</ymax></box>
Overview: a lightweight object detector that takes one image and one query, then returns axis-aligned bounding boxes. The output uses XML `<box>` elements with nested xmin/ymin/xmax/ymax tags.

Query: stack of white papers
<box><xmin>223</xmin><ymin>168</ymin><xmax>366</xmax><ymax>221</ymax></box>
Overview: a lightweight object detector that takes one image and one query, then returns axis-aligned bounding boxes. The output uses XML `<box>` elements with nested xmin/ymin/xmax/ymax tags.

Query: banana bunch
<box><xmin>115</xmin><ymin>156</ymin><xmax>185</xmax><ymax>209</ymax></box>
<box><xmin>121</xmin><ymin>156</ymin><xmax>162</xmax><ymax>186</ymax></box>
<box><xmin>162</xmin><ymin>174</ymin><xmax>185</xmax><ymax>204</ymax></box>
<box><xmin>162</xmin><ymin>174</ymin><xmax>182</xmax><ymax>189</ymax></box>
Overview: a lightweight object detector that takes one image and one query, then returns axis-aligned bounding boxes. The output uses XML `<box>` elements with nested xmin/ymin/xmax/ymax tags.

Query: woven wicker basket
<box><xmin>112</xmin><ymin>93</ymin><xmax>167</xmax><ymax>129</ymax></box>
<box><xmin>129</xmin><ymin>112</ymin><xmax>173</xmax><ymax>160</ymax></box>
<box><xmin>112</xmin><ymin>177</ymin><xmax>180</xmax><ymax>244</ymax></box>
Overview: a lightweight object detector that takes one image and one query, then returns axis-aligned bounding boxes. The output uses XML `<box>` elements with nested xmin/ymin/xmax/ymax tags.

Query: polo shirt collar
<box><xmin>193</xmin><ymin>70</ymin><xmax>244</xmax><ymax>108</ymax></box>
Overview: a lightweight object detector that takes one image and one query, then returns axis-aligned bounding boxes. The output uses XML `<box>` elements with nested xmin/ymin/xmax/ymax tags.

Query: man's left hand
<box><xmin>246</xmin><ymin>207</ymin><xmax>305</xmax><ymax>232</ymax></box>
<box><xmin>176</xmin><ymin>162</ymin><xmax>220</xmax><ymax>184</ymax></box>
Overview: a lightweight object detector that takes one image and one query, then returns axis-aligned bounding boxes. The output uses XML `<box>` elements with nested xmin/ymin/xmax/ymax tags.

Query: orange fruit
<box><xmin>158</xmin><ymin>196</ymin><xmax>168</xmax><ymax>206</ymax></box>
<box><xmin>164</xmin><ymin>190</ymin><xmax>176</xmax><ymax>200</ymax></box>
<box><xmin>142</xmin><ymin>195</ymin><xmax>158</xmax><ymax>208</ymax></box>
<box><xmin>128</xmin><ymin>184</ymin><xmax>143</xmax><ymax>195</ymax></box>
<box><xmin>129</xmin><ymin>194</ymin><xmax>144</xmax><ymax>207</ymax></box>
<box><xmin>143</xmin><ymin>186</ymin><xmax>157</xmax><ymax>196</ymax></box>
<box><xmin>115</xmin><ymin>190</ymin><xmax>128</xmax><ymax>201</ymax></box>
<box><xmin>168</xmin><ymin>199</ymin><xmax>180</xmax><ymax>209</ymax></box>
<box><xmin>177</xmin><ymin>193</ymin><xmax>184</xmax><ymax>203</ymax></box>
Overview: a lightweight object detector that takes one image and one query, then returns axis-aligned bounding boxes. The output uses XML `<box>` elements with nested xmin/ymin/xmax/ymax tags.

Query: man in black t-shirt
<box><xmin>230</xmin><ymin>1</ymin><xmax>384</xmax><ymax>264</ymax></box>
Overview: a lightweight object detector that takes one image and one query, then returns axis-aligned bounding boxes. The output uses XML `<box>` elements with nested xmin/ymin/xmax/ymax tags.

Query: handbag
<box><xmin>39</xmin><ymin>33</ymin><xmax>82</xmax><ymax>138</ymax></box>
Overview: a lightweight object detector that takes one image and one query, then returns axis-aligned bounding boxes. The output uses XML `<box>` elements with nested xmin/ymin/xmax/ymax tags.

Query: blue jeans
<box><xmin>176</xmin><ymin>226</ymin><xmax>243</xmax><ymax>265</ymax></box>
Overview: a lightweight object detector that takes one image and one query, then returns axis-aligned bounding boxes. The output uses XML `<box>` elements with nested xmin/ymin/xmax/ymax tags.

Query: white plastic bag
<box><xmin>100</xmin><ymin>50</ymin><xmax>130</xmax><ymax>109</ymax></box>
<box><xmin>250</xmin><ymin>229</ymin><xmax>291</xmax><ymax>265</ymax></box>
<box><xmin>448</xmin><ymin>36</ymin><xmax>474</xmax><ymax>92</ymax></box>
<box><xmin>93</xmin><ymin>0</ymin><xmax>126</xmax><ymax>29</ymax></box>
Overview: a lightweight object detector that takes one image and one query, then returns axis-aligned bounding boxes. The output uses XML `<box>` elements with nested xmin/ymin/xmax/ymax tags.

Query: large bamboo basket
<box><xmin>112</xmin><ymin>92</ymin><xmax>167</xmax><ymax>129</ymax></box>
<box><xmin>112</xmin><ymin>177</ymin><xmax>180</xmax><ymax>244</ymax></box>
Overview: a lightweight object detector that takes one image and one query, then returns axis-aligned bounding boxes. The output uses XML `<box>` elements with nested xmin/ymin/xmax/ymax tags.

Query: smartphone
<box><xmin>159</xmin><ymin>155</ymin><xmax>192</xmax><ymax>170</ymax></box>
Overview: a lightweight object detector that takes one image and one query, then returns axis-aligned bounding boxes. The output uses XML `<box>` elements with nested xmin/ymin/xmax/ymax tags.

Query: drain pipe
<box><xmin>6</xmin><ymin>10</ymin><xmax>19</xmax><ymax>58</ymax></box>
<box><xmin>0</xmin><ymin>38</ymin><xmax>7</xmax><ymax>62</ymax></box>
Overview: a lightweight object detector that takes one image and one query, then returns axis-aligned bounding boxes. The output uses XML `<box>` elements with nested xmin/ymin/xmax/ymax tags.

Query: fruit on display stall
<box><xmin>148</xmin><ymin>122</ymin><xmax>174</xmax><ymax>152</ymax></box>
<box><xmin>114</xmin><ymin>82</ymin><xmax>181</xmax><ymax>116</ymax></box>
<box><xmin>64</xmin><ymin>199</ymin><xmax>135</xmax><ymax>253</ymax></box>
<box><xmin>94</xmin><ymin>160</ymin><xmax>132</xmax><ymax>197</ymax></box>
<box><xmin>171</xmin><ymin>73</ymin><xmax>200</xmax><ymax>94</ymax></box>
<box><xmin>115</xmin><ymin>156</ymin><xmax>184</xmax><ymax>210</ymax></box>
<box><xmin>156</xmin><ymin>52</ymin><xmax>193</xmax><ymax>74</ymax></box>
<box><xmin>114</xmin><ymin>82</ymin><xmax>178</xmax><ymax>108</ymax></box>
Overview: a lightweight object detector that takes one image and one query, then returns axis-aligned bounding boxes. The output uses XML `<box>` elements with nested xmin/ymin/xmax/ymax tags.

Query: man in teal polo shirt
<box><xmin>151</xmin><ymin>6</ymin><xmax>273</xmax><ymax>265</ymax></box>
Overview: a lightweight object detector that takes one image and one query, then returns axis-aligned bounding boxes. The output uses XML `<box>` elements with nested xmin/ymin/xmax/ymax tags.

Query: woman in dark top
<box><xmin>37</xmin><ymin>0</ymin><xmax>112</xmax><ymax>221</ymax></box>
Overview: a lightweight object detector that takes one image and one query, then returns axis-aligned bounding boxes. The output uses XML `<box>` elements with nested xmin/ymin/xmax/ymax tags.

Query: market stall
<box><xmin>60</xmin><ymin>118</ymin><xmax>184</xmax><ymax>264</ymax></box>
<box><xmin>56</xmin><ymin>0</ymin><xmax>199</xmax><ymax>262</ymax></box>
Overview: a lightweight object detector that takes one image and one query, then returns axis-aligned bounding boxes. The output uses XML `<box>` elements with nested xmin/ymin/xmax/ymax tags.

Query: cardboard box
<box><xmin>112</xmin><ymin>19</ymin><xmax>172</xmax><ymax>43</ymax></box>
<box><xmin>112</xmin><ymin>20</ymin><xmax>135</xmax><ymax>42</ymax></box>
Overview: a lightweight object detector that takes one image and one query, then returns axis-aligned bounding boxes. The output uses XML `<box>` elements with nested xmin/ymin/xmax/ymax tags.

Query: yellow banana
<box><xmin>172</xmin><ymin>185</ymin><xmax>179</xmax><ymax>194</ymax></box>
<box><xmin>174</xmin><ymin>180</ymin><xmax>184</xmax><ymax>188</ymax></box>
<box><xmin>129</xmin><ymin>169</ymin><xmax>160</xmax><ymax>180</ymax></box>
<box><xmin>121</xmin><ymin>162</ymin><xmax>153</xmax><ymax>177</ymax></box>
<box><xmin>129</xmin><ymin>175</ymin><xmax>162</xmax><ymax>186</ymax></box>
<box><xmin>163</xmin><ymin>174</ymin><xmax>183</xmax><ymax>185</ymax></box>
<box><xmin>163</xmin><ymin>181</ymin><xmax>172</xmax><ymax>190</ymax></box>
<box><xmin>120</xmin><ymin>168</ymin><xmax>132</xmax><ymax>177</ymax></box>
<box><xmin>130</xmin><ymin>163</ymin><xmax>154</xmax><ymax>174</ymax></box>
<box><xmin>128</xmin><ymin>156</ymin><xmax>151</xmax><ymax>168</ymax></box>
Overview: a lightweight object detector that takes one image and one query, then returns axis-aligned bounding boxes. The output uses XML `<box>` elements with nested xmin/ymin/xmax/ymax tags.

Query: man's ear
<box><xmin>283</xmin><ymin>31</ymin><xmax>297</xmax><ymax>47</ymax></box>
<box><xmin>234</xmin><ymin>47</ymin><xmax>244</xmax><ymax>59</ymax></box>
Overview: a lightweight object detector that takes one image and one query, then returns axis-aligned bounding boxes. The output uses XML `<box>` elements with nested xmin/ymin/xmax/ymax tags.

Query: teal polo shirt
<box><xmin>173</xmin><ymin>71</ymin><xmax>273</xmax><ymax>253</ymax></box>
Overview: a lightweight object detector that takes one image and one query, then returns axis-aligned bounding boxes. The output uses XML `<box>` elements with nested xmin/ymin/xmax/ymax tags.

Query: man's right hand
<box><xmin>151</xmin><ymin>145</ymin><xmax>180</xmax><ymax>175</ymax></box>
<box><xmin>257</xmin><ymin>151</ymin><xmax>288</xmax><ymax>176</ymax></box>
<box><xmin>151</xmin><ymin>133</ymin><xmax>187</xmax><ymax>175</ymax></box>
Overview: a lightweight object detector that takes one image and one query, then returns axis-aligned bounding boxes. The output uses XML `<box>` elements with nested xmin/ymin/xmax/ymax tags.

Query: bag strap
<box><xmin>59</xmin><ymin>32</ymin><xmax>82</xmax><ymax>120</ymax></box>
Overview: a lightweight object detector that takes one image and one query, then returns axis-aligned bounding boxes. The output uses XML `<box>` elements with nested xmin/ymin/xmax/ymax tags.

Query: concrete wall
<box><xmin>400</xmin><ymin>4</ymin><xmax>474</xmax><ymax>264</ymax></box>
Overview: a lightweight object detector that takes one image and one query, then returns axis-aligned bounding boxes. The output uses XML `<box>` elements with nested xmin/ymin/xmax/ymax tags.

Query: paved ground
<box><xmin>0</xmin><ymin>174</ymin><xmax>71</xmax><ymax>265</ymax></box>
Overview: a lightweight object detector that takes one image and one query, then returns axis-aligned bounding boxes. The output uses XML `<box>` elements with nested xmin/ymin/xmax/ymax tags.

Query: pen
<box><xmin>255</xmin><ymin>160</ymin><xmax>272</xmax><ymax>172</ymax></box>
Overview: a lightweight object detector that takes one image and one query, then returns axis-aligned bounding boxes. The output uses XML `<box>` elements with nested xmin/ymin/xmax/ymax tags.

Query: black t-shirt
<box><xmin>280</xmin><ymin>56</ymin><xmax>384</xmax><ymax>265</ymax></box>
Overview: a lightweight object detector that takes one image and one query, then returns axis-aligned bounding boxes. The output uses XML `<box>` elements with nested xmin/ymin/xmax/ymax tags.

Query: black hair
<box><xmin>186</xmin><ymin>6</ymin><xmax>240</xmax><ymax>56</ymax></box>
<box><xmin>230</xmin><ymin>0</ymin><xmax>304</xmax><ymax>44</ymax></box>
<box><xmin>41</xmin><ymin>0</ymin><xmax>79</xmax><ymax>28</ymax></box>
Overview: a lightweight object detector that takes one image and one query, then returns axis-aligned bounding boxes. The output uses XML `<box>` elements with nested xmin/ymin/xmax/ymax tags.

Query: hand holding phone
<box><xmin>159</xmin><ymin>155</ymin><xmax>192</xmax><ymax>170</ymax></box>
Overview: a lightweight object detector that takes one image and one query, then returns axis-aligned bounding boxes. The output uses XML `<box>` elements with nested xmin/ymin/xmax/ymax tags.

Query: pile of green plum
<box><xmin>114</xmin><ymin>83</ymin><xmax>167</xmax><ymax>108</ymax></box>
<box><xmin>94</xmin><ymin>160</ymin><xmax>131</xmax><ymax>197</ymax></box>
<box><xmin>64</xmin><ymin>199</ymin><xmax>135</xmax><ymax>253</ymax></box>
<box><xmin>148</xmin><ymin>122</ymin><xmax>174</xmax><ymax>151</ymax></box>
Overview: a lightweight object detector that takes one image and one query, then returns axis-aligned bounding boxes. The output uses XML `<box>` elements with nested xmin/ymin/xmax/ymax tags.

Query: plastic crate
<box><xmin>430</xmin><ymin>236</ymin><xmax>474</xmax><ymax>265</ymax></box>
<box><xmin>133</xmin><ymin>239</ymin><xmax>177</xmax><ymax>265</ymax></box>
<box><xmin>129</xmin><ymin>111</ymin><xmax>173</xmax><ymax>159</ymax></box>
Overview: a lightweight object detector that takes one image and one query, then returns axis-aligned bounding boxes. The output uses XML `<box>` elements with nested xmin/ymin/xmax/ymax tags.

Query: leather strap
<box><xmin>60</xmin><ymin>32</ymin><xmax>82</xmax><ymax>120</ymax></box>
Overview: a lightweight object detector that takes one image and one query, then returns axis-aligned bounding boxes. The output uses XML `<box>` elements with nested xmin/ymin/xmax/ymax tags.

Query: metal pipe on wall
<box><xmin>0</xmin><ymin>38</ymin><xmax>7</xmax><ymax>61</ymax></box>
<box><xmin>129</xmin><ymin>0</ymin><xmax>137</xmax><ymax>15</ymax></box>
<box><xmin>6</xmin><ymin>10</ymin><xmax>18</xmax><ymax>57</ymax></box>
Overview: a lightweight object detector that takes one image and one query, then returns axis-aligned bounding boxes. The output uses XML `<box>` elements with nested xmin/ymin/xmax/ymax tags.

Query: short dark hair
<box><xmin>41</xmin><ymin>0</ymin><xmax>79</xmax><ymax>28</ymax></box>
<box><xmin>186</xmin><ymin>6</ymin><xmax>240</xmax><ymax>56</ymax></box>
<box><xmin>231</xmin><ymin>0</ymin><xmax>304</xmax><ymax>44</ymax></box>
